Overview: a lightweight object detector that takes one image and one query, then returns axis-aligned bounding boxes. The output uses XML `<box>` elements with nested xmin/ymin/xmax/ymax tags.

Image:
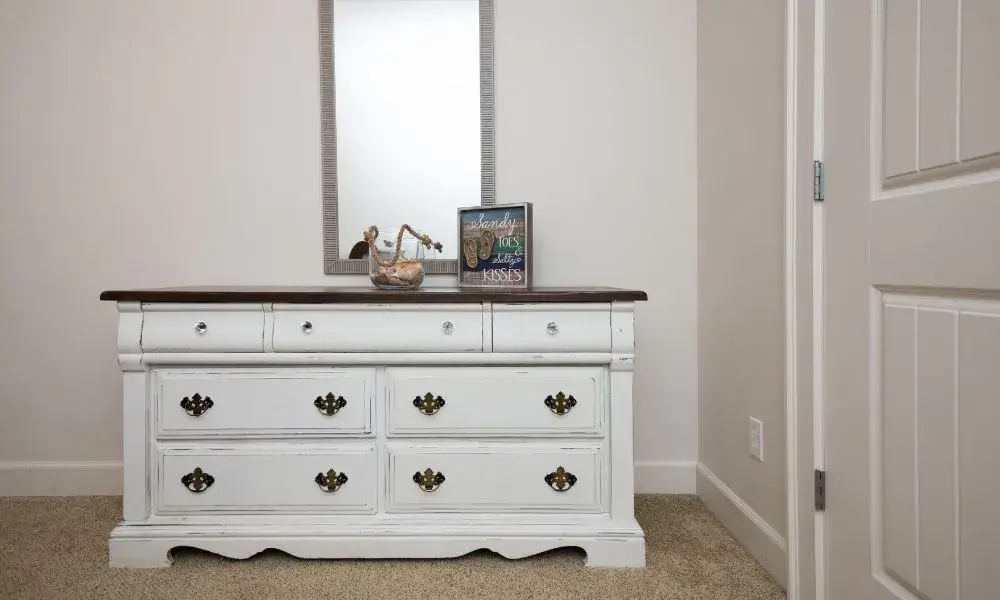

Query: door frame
<box><xmin>785</xmin><ymin>0</ymin><xmax>822</xmax><ymax>599</ymax></box>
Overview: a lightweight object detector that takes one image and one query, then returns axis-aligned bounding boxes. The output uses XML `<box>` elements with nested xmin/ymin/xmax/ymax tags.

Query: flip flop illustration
<box><xmin>463</xmin><ymin>239</ymin><xmax>479</xmax><ymax>269</ymax></box>
<box><xmin>478</xmin><ymin>230</ymin><xmax>495</xmax><ymax>260</ymax></box>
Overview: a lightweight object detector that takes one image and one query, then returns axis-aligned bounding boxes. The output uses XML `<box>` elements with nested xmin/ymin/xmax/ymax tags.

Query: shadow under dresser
<box><xmin>98</xmin><ymin>285</ymin><xmax>648</xmax><ymax>568</ymax></box>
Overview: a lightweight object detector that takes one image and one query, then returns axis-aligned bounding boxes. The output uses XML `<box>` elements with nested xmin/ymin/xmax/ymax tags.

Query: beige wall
<box><xmin>696</xmin><ymin>0</ymin><xmax>787</xmax><ymax>580</ymax></box>
<box><xmin>0</xmin><ymin>1</ymin><xmax>698</xmax><ymax>490</ymax></box>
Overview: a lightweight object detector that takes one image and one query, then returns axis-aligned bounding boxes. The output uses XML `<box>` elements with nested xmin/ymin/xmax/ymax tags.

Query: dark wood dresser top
<box><xmin>99</xmin><ymin>285</ymin><xmax>648</xmax><ymax>304</ymax></box>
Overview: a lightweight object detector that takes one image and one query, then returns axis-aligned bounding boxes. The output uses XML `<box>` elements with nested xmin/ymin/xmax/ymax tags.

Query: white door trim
<box><xmin>786</xmin><ymin>0</ymin><xmax>824</xmax><ymax>598</ymax></box>
<box><xmin>810</xmin><ymin>1</ymin><xmax>827</xmax><ymax>598</ymax></box>
<box><xmin>784</xmin><ymin>0</ymin><xmax>803</xmax><ymax>597</ymax></box>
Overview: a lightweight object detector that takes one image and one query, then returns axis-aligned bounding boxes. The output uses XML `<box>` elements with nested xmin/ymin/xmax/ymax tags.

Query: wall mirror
<box><xmin>319</xmin><ymin>0</ymin><xmax>495</xmax><ymax>274</ymax></box>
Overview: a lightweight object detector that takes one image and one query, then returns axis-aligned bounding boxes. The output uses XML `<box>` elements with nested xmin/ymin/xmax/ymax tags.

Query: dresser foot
<box><xmin>582</xmin><ymin>537</ymin><xmax>646</xmax><ymax>568</ymax></box>
<box><xmin>109</xmin><ymin>529</ymin><xmax>174</xmax><ymax>568</ymax></box>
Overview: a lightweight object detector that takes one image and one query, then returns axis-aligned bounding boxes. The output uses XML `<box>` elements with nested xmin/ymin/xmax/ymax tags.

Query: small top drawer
<box><xmin>272</xmin><ymin>304</ymin><xmax>484</xmax><ymax>352</ymax></box>
<box><xmin>141</xmin><ymin>304</ymin><xmax>264</xmax><ymax>352</ymax></box>
<box><xmin>492</xmin><ymin>304</ymin><xmax>611</xmax><ymax>352</ymax></box>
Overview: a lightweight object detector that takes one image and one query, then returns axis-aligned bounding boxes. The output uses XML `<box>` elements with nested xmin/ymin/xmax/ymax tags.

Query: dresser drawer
<box><xmin>141</xmin><ymin>304</ymin><xmax>264</xmax><ymax>352</ymax></box>
<box><xmin>492</xmin><ymin>304</ymin><xmax>611</xmax><ymax>352</ymax></box>
<box><xmin>155</xmin><ymin>443</ymin><xmax>377</xmax><ymax>514</ymax></box>
<box><xmin>272</xmin><ymin>304</ymin><xmax>483</xmax><ymax>352</ymax></box>
<box><xmin>387</xmin><ymin>442</ymin><xmax>605</xmax><ymax>513</ymax></box>
<box><xmin>154</xmin><ymin>368</ymin><xmax>373</xmax><ymax>437</ymax></box>
<box><xmin>385</xmin><ymin>366</ymin><xmax>605</xmax><ymax>437</ymax></box>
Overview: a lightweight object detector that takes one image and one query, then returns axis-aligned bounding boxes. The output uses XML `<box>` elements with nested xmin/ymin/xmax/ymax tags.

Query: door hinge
<box><xmin>814</xmin><ymin>468</ymin><xmax>826</xmax><ymax>511</ymax></box>
<box><xmin>813</xmin><ymin>160</ymin><xmax>824</xmax><ymax>201</ymax></box>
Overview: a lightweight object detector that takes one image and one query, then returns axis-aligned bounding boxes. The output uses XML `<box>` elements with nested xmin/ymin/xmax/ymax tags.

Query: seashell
<box><xmin>393</xmin><ymin>260</ymin><xmax>424</xmax><ymax>282</ymax></box>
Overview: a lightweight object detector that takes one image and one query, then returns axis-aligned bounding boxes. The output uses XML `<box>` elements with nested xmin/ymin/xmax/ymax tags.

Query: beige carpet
<box><xmin>1</xmin><ymin>494</ymin><xmax>784</xmax><ymax>600</ymax></box>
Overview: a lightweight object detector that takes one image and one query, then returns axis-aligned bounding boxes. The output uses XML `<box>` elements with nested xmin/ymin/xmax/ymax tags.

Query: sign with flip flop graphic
<box><xmin>457</xmin><ymin>202</ymin><xmax>532</xmax><ymax>288</ymax></box>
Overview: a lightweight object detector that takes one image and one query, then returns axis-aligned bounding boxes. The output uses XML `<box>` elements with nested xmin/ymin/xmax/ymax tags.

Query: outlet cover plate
<box><xmin>749</xmin><ymin>416</ymin><xmax>763</xmax><ymax>461</ymax></box>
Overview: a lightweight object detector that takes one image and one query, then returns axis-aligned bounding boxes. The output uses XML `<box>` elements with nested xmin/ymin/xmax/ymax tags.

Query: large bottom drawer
<box><xmin>387</xmin><ymin>442</ymin><xmax>606</xmax><ymax>513</ymax></box>
<box><xmin>155</xmin><ymin>443</ymin><xmax>377</xmax><ymax>514</ymax></box>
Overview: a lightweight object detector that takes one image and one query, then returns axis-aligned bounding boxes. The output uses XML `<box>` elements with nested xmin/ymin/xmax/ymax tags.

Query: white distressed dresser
<box><xmin>99</xmin><ymin>285</ymin><xmax>648</xmax><ymax>568</ymax></box>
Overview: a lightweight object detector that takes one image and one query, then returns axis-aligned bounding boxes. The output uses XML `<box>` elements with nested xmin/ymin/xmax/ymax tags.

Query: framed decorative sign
<box><xmin>457</xmin><ymin>202</ymin><xmax>532</xmax><ymax>288</ymax></box>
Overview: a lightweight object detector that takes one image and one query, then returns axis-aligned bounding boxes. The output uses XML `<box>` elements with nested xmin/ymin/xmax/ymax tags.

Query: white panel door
<box><xmin>824</xmin><ymin>1</ymin><xmax>1000</xmax><ymax>599</ymax></box>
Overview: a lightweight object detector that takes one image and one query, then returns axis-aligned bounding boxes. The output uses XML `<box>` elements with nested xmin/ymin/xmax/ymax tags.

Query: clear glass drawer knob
<box><xmin>546</xmin><ymin>322</ymin><xmax>559</xmax><ymax>335</ymax></box>
<box><xmin>302</xmin><ymin>321</ymin><xmax>313</xmax><ymax>333</ymax></box>
<box><xmin>194</xmin><ymin>321</ymin><xmax>208</xmax><ymax>334</ymax></box>
<box><xmin>442</xmin><ymin>321</ymin><xmax>454</xmax><ymax>333</ymax></box>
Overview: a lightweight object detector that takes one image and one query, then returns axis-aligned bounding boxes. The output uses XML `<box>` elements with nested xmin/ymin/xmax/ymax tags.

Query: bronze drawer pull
<box><xmin>180</xmin><ymin>393</ymin><xmax>214</xmax><ymax>416</ymax></box>
<box><xmin>181</xmin><ymin>467</ymin><xmax>215</xmax><ymax>493</ymax></box>
<box><xmin>544</xmin><ymin>466</ymin><xmax>577</xmax><ymax>492</ymax></box>
<box><xmin>413</xmin><ymin>468</ymin><xmax>446</xmax><ymax>492</ymax></box>
<box><xmin>544</xmin><ymin>392</ymin><xmax>576</xmax><ymax>415</ymax></box>
<box><xmin>413</xmin><ymin>393</ymin><xmax>445</xmax><ymax>415</ymax></box>
<box><xmin>315</xmin><ymin>469</ymin><xmax>348</xmax><ymax>493</ymax></box>
<box><xmin>314</xmin><ymin>393</ymin><xmax>347</xmax><ymax>416</ymax></box>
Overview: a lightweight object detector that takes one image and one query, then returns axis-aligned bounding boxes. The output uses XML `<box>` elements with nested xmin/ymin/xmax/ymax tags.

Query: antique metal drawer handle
<box><xmin>413</xmin><ymin>468</ymin><xmax>446</xmax><ymax>492</ymax></box>
<box><xmin>546</xmin><ymin>321</ymin><xmax>559</xmax><ymax>335</ymax></box>
<box><xmin>544</xmin><ymin>392</ymin><xmax>577</xmax><ymax>415</ymax></box>
<box><xmin>194</xmin><ymin>321</ymin><xmax>208</xmax><ymax>334</ymax></box>
<box><xmin>544</xmin><ymin>466</ymin><xmax>577</xmax><ymax>492</ymax></box>
<box><xmin>180</xmin><ymin>393</ymin><xmax>214</xmax><ymax>416</ymax></box>
<box><xmin>181</xmin><ymin>467</ymin><xmax>215</xmax><ymax>493</ymax></box>
<box><xmin>413</xmin><ymin>393</ymin><xmax>445</xmax><ymax>415</ymax></box>
<box><xmin>315</xmin><ymin>469</ymin><xmax>348</xmax><ymax>493</ymax></box>
<box><xmin>315</xmin><ymin>393</ymin><xmax>347</xmax><ymax>416</ymax></box>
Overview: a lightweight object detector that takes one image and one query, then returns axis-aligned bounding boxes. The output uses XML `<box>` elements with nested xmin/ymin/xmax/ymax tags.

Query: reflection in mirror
<box><xmin>331</xmin><ymin>0</ymin><xmax>483</xmax><ymax>264</ymax></box>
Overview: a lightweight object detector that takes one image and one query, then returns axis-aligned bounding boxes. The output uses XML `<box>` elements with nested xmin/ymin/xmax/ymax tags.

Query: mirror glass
<box><xmin>332</xmin><ymin>0</ymin><xmax>482</xmax><ymax>261</ymax></box>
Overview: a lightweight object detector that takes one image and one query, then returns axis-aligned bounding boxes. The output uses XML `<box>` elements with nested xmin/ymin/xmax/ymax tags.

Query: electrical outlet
<box><xmin>749</xmin><ymin>417</ymin><xmax>764</xmax><ymax>461</ymax></box>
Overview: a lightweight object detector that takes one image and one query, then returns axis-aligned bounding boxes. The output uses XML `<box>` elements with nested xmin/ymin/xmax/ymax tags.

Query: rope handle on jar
<box><xmin>363</xmin><ymin>224</ymin><xmax>443</xmax><ymax>268</ymax></box>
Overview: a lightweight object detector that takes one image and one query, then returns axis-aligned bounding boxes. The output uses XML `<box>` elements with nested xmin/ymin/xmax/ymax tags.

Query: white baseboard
<box><xmin>0</xmin><ymin>461</ymin><xmax>123</xmax><ymax>496</ymax></box>
<box><xmin>634</xmin><ymin>460</ymin><xmax>696</xmax><ymax>493</ymax></box>
<box><xmin>696</xmin><ymin>463</ymin><xmax>787</xmax><ymax>588</ymax></box>
<box><xmin>1</xmin><ymin>460</ymin><xmax>695</xmax><ymax>497</ymax></box>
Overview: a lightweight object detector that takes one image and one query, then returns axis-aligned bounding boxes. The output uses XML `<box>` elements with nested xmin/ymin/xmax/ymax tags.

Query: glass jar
<box><xmin>368</xmin><ymin>226</ymin><xmax>427</xmax><ymax>290</ymax></box>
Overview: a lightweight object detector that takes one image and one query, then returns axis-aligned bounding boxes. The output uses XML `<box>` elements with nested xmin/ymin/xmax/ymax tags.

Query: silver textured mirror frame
<box><xmin>318</xmin><ymin>0</ymin><xmax>495</xmax><ymax>275</ymax></box>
